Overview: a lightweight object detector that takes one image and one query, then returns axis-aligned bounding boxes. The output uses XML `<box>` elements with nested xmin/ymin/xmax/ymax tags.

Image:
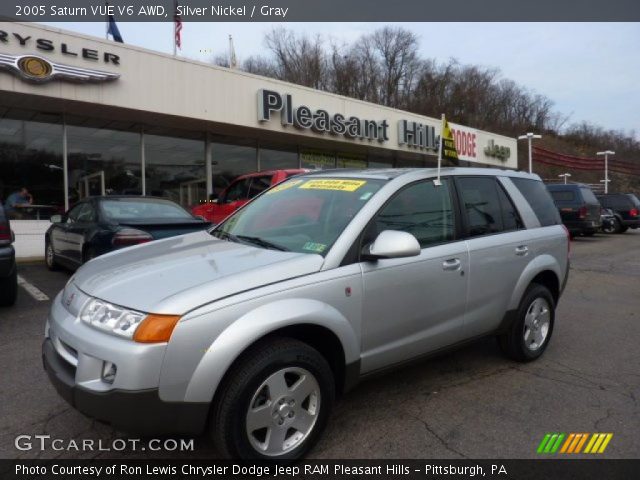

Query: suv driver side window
<box><xmin>368</xmin><ymin>179</ymin><xmax>455</xmax><ymax>248</ymax></box>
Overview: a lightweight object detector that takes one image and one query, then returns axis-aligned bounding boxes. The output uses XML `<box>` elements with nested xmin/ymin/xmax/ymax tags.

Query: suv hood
<box><xmin>72</xmin><ymin>231</ymin><xmax>324</xmax><ymax>314</ymax></box>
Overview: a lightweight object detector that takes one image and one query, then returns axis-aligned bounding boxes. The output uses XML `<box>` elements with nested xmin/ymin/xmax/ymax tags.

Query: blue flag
<box><xmin>107</xmin><ymin>15</ymin><xmax>123</xmax><ymax>43</ymax></box>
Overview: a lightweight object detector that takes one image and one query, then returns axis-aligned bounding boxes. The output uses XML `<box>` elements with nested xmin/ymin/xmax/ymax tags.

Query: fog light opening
<box><xmin>102</xmin><ymin>362</ymin><xmax>117</xmax><ymax>384</ymax></box>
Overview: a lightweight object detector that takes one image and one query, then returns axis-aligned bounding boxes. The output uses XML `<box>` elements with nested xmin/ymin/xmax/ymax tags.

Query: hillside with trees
<box><xmin>214</xmin><ymin>27</ymin><xmax>639</xmax><ymax>193</ymax></box>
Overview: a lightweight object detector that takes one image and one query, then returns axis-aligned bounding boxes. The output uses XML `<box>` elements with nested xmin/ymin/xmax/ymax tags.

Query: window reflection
<box><xmin>67</xmin><ymin>125</ymin><xmax>141</xmax><ymax>204</ymax></box>
<box><xmin>260</xmin><ymin>145</ymin><xmax>298</xmax><ymax>171</ymax></box>
<box><xmin>0</xmin><ymin>111</ymin><xmax>63</xmax><ymax>219</ymax></box>
<box><xmin>145</xmin><ymin>134</ymin><xmax>205</xmax><ymax>207</ymax></box>
<box><xmin>211</xmin><ymin>141</ymin><xmax>257</xmax><ymax>197</ymax></box>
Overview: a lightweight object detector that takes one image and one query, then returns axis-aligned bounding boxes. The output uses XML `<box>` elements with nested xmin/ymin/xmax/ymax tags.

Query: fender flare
<box><xmin>508</xmin><ymin>254</ymin><xmax>562</xmax><ymax>311</ymax></box>
<box><xmin>183</xmin><ymin>298</ymin><xmax>359</xmax><ymax>403</ymax></box>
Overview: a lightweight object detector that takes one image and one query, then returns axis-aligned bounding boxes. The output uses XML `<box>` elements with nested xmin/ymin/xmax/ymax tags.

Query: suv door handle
<box><xmin>515</xmin><ymin>245</ymin><xmax>529</xmax><ymax>256</ymax></box>
<box><xmin>442</xmin><ymin>258</ymin><xmax>461</xmax><ymax>271</ymax></box>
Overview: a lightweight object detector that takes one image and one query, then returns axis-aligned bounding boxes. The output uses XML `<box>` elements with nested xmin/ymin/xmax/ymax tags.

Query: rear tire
<box><xmin>45</xmin><ymin>241</ymin><xmax>59</xmax><ymax>271</ymax></box>
<box><xmin>499</xmin><ymin>284</ymin><xmax>555</xmax><ymax>362</ymax></box>
<box><xmin>211</xmin><ymin>337</ymin><xmax>335</xmax><ymax>461</ymax></box>
<box><xmin>0</xmin><ymin>266</ymin><xmax>18</xmax><ymax>307</ymax></box>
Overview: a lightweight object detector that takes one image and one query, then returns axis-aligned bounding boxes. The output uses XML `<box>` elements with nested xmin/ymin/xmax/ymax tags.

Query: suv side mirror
<box><xmin>50</xmin><ymin>214</ymin><xmax>63</xmax><ymax>223</ymax></box>
<box><xmin>362</xmin><ymin>230</ymin><xmax>421</xmax><ymax>260</ymax></box>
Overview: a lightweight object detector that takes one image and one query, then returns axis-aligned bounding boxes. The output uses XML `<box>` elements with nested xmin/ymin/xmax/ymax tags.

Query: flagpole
<box><xmin>173</xmin><ymin>0</ymin><xmax>177</xmax><ymax>56</ymax></box>
<box><xmin>434</xmin><ymin>113</ymin><xmax>444</xmax><ymax>186</ymax></box>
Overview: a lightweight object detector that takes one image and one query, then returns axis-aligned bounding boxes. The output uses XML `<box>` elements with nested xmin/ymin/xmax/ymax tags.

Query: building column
<box><xmin>205</xmin><ymin>133</ymin><xmax>213</xmax><ymax>198</ymax></box>
<box><xmin>62</xmin><ymin>116</ymin><xmax>69</xmax><ymax>211</ymax></box>
<box><xmin>140</xmin><ymin>128</ymin><xmax>146</xmax><ymax>196</ymax></box>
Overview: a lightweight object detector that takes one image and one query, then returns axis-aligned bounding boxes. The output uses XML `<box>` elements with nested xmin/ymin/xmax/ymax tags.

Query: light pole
<box><xmin>518</xmin><ymin>132</ymin><xmax>542</xmax><ymax>174</ymax></box>
<box><xmin>596</xmin><ymin>150</ymin><xmax>615</xmax><ymax>194</ymax></box>
<box><xmin>558</xmin><ymin>173</ymin><xmax>571</xmax><ymax>184</ymax></box>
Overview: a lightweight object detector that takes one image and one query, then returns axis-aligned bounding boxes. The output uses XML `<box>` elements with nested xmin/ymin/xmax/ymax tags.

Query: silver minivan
<box><xmin>43</xmin><ymin>168</ymin><xmax>569</xmax><ymax>460</ymax></box>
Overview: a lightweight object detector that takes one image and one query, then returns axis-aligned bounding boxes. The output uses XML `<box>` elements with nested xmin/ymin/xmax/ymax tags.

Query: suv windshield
<box><xmin>213</xmin><ymin>177</ymin><xmax>385</xmax><ymax>255</ymax></box>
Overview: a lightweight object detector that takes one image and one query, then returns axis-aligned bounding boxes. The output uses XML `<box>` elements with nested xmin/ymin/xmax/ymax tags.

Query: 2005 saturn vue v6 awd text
<box><xmin>43</xmin><ymin>168</ymin><xmax>569</xmax><ymax>460</ymax></box>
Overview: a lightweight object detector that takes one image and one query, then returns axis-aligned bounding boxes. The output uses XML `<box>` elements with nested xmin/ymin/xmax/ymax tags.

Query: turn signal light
<box><xmin>630</xmin><ymin>208</ymin><xmax>638</xmax><ymax>217</ymax></box>
<box><xmin>133</xmin><ymin>314</ymin><xmax>181</xmax><ymax>343</ymax></box>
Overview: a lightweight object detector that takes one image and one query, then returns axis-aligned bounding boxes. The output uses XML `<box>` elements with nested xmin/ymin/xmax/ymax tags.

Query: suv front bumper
<box><xmin>42</xmin><ymin>338</ymin><xmax>209</xmax><ymax>435</ymax></box>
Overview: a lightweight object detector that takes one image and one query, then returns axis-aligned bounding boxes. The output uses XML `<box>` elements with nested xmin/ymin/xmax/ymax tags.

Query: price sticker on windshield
<box><xmin>267</xmin><ymin>179</ymin><xmax>304</xmax><ymax>194</ymax></box>
<box><xmin>299</xmin><ymin>179</ymin><xmax>367</xmax><ymax>192</ymax></box>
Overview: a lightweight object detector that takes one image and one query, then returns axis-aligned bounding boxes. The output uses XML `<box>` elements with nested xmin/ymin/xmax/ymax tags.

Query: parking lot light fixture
<box><xmin>518</xmin><ymin>133</ymin><xmax>542</xmax><ymax>174</ymax></box>
<box><xmin>596</xmin><ymin>150</ymin><xmax>615</xmax><ymax>194</ymax></box>
<box><xmin>558</xmin><ymin>173</ymin><xmax>572</xmax><ymax>184</ymax></box>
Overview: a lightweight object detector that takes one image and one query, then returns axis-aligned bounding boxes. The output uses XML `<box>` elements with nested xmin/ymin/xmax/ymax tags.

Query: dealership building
<box><xmin>0</xmin><ymin>22</ymin><xmax>517</xmax><ymax>258</ymax></box>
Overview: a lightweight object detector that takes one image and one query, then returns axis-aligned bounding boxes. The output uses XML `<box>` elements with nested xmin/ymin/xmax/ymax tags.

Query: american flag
<box><xmin>174</xmin><ymin>1</ymin><xmax>182</xmax><ymax>52</ymax></box>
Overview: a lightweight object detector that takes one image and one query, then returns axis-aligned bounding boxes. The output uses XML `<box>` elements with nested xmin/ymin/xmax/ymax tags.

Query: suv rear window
<box><xmin>457</xmin><ymin>177</ymin><xmax>506</xmax><ymax>236</ymax></box>
<box><xmin>512</xmin><ymin>178</ymin><xmax>561</xmax><ymax>227</ymax></box>
<box><xmin>598</xmin><ymin>195</ymin><xmax>633</xmax><ymax>209</ymax></box>
<box><xmin>580</xmin><ymin>187</ymin><xmax>599</xmax><ymax>204</ymax></box>
<box><xmin>550</xmin><ymin>190</ymin><xmax>575</xmax><ymax>202</ymax></box>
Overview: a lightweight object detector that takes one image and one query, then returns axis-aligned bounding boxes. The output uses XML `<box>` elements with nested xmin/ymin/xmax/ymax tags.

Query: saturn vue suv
<box><xmin>43</xmin><ymin>168</ymin><xmax>569</xmax><ymax>460</ymax></box>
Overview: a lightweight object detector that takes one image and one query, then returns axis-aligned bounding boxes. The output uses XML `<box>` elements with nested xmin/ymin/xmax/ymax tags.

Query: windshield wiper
<box><xmin>236</xmin><ymin>235</ymin><xmax>289</xmax><ymax>251</ymax></box>
<box><xmin>211</xmin><ymin>230</ymin><xmax>240</xmax><ymax>243</ymax></box>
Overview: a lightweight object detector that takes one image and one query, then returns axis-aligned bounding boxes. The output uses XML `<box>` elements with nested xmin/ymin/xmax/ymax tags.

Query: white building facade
<box><xmin>0</xmin><ymin>22</ymin><xmax>517</xmax><ymax>259</ymax></box>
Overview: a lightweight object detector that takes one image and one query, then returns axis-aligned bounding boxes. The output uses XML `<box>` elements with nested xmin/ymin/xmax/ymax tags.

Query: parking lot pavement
<box><xmin>1</xmin><ymin>231</ymin><xmax>638</xmax><ymax>459</ymax></box>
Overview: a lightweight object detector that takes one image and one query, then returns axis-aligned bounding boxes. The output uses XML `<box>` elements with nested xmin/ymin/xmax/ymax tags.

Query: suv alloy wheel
<box><xmin>499</xmin><ymin>284</ymin><xmax>555</xmax><ymax>362</ymax></box>
<box><xmin>211</xmin><ymin>337</ymin><xmax>335</xmax><ymax>460</ymax></box>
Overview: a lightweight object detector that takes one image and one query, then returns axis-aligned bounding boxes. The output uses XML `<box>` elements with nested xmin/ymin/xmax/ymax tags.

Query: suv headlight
<box><xmin>80</xmin><ymin>298</ymin><xmax>145</xmax><ymax>339</ymax></box>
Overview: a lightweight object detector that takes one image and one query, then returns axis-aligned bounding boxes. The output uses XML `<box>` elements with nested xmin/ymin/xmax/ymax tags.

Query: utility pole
<box><xmin>518</xmin><ymin>133</ymin><xmax>542</xmax><ymax>174</ymax></box>
<box><xmin>596</xmin><ymin>150</ymin><xmax>615</xmax><ymax>194</ymax></box>
<box><xmin>558</xmin><ymin>173</ymin><xmax>571</xmax><ymax>184</ymax></box>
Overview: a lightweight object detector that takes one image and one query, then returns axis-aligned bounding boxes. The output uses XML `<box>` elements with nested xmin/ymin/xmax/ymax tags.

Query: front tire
<box><xmin>602</xmin><ymin>220</ymin><xmax>616</xmax><ymax>234</ymax></box>
<box><xmin>0</xmin><ymin>266</ymin><xmax>18</xmax><ymax>307</ymax></box>
<box><xmin>211</xmin><ymin>337</ymin><xmax>335</xmax><ymax>461</ymax></box>
<box><xmin>499</xmin><ymin>284</ymin><xmax>555</xmax><ymax>362</ymax></box>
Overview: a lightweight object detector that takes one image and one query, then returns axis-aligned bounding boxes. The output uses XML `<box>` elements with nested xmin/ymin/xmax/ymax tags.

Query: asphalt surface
<box><xmin>0</xmin><ymin>230</ymin><xmax>638</xmax><ymax>459</ymax></box>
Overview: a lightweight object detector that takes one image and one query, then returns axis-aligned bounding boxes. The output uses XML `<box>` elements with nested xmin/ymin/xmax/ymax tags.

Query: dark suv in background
<box><xmin>0</xmin><ymin>205</ymin><xmax>18</xmax><ymax>306</ymax></box>
<box><xmin>546</xmin><ymin>184</ymin><xmax>602</xmax><ymax>236</ymax></box>
<box><xmin>596</xmin><ymin>193</ymin><xmax>640</xmax><ymax>233</ymax></box>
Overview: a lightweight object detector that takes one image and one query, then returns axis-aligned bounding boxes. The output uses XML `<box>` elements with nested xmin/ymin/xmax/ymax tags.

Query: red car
<box><xmin>192</xmin><ymin>169</ymin><xmax>308</xmax><ymax>224</ymax></box>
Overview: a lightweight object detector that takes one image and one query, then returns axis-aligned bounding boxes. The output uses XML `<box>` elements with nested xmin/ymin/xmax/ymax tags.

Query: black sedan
<box><xmin>45</xmin><ymin>196</ymin><xmax>211</xmax><ymax>271</ymax></box>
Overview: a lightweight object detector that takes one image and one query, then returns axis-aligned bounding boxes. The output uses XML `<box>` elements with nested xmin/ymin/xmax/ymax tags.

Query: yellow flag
<box><xmin>441</xmin><ymin>116</ymin><xmax>459</xmax><ymax>162</ymax></box>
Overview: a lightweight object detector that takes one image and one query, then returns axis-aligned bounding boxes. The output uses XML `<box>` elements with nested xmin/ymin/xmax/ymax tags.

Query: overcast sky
<box><xmin>43</xmin><ymin>22</ymin><xmax>639</xmax><ymax>137</ymax></box>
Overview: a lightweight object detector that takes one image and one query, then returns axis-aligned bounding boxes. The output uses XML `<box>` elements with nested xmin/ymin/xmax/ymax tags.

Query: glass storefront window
<box><xmin>259</xmin><ymin>145</ymin><xmax>298</xmax><ymax>171</ymax></box>
<box><xmin>300</xmin><ymin>150</ymin><xmax>336</xmax><ymax>170</ymax></box>
<box><xmin>368</xmin><ymin>151</ymin><xmax>395</xmax><ymax>169</ymax></box>
<box><xmin>67</xmin><ymin>125</ymin><xmax>141</xmax><ymax>205</ymax></box>
<box><xmin>396</xmin><ymin>152</ymin><xmax>437</xmax><ymax>168</ymax></box>
<box><xmin>145</xmin><ymin>133</ymin><xmax>206</xmax><ymax>207</ymax></box>
<box><xmin>211</xmin><ymin>140</ymin><xmax>257</xmax><ymax>197</ymax></box>
<box><xmin>0</xmin><ymin>110</ymin><xmax>63</xmax><ymax>219</ymax></box>
<box><xmin>337</xmin><ymin>152</ymin><xmax>367</xmax><ymax>169</ymax></box>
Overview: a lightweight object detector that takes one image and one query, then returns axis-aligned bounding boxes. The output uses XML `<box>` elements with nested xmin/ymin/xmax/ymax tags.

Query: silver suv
<box><xmin>43</xmin><ymin>168</ymin><xmax>569</xmax><ymax>460</ymax></box>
